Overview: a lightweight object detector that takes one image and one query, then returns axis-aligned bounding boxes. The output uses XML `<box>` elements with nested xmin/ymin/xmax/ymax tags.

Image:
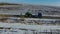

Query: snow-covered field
<box><xmin>4</xmin><ymin>17</ymin><xmax>60</xmax><ymax>25</ymax></box>
<box><xmin>0</xmin><ymin>22</ymin><xmax>60</xmax><ymax>34</ymax></box>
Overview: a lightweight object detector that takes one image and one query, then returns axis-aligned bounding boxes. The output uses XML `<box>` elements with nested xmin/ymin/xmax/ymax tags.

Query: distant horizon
<box><xmin>0</xmin><ymin>2</ymin><xmax>59</xmax><ymax>7</ymax></box>
<box><xmin>0</xmin><ymin>0</ymin><xmax>60</xmax><ymax>7</ymax></box>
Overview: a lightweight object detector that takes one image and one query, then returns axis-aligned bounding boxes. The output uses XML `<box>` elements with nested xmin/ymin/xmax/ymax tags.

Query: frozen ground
<box><xmin>0</xmin><ymin>22</ymin><xmax>60</xmax><ymax>34</ymax></box>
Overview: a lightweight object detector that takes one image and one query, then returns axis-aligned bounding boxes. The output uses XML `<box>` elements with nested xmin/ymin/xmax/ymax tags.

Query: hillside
<box><xmin>0</xmin><ymin>3</ymin><xmax>60</xmax><ymax>17</ymax></box>
<box><xmin>0</xmin><ymin>3</ymin><xmax>19</xmax><ymax>5</ymax></box>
